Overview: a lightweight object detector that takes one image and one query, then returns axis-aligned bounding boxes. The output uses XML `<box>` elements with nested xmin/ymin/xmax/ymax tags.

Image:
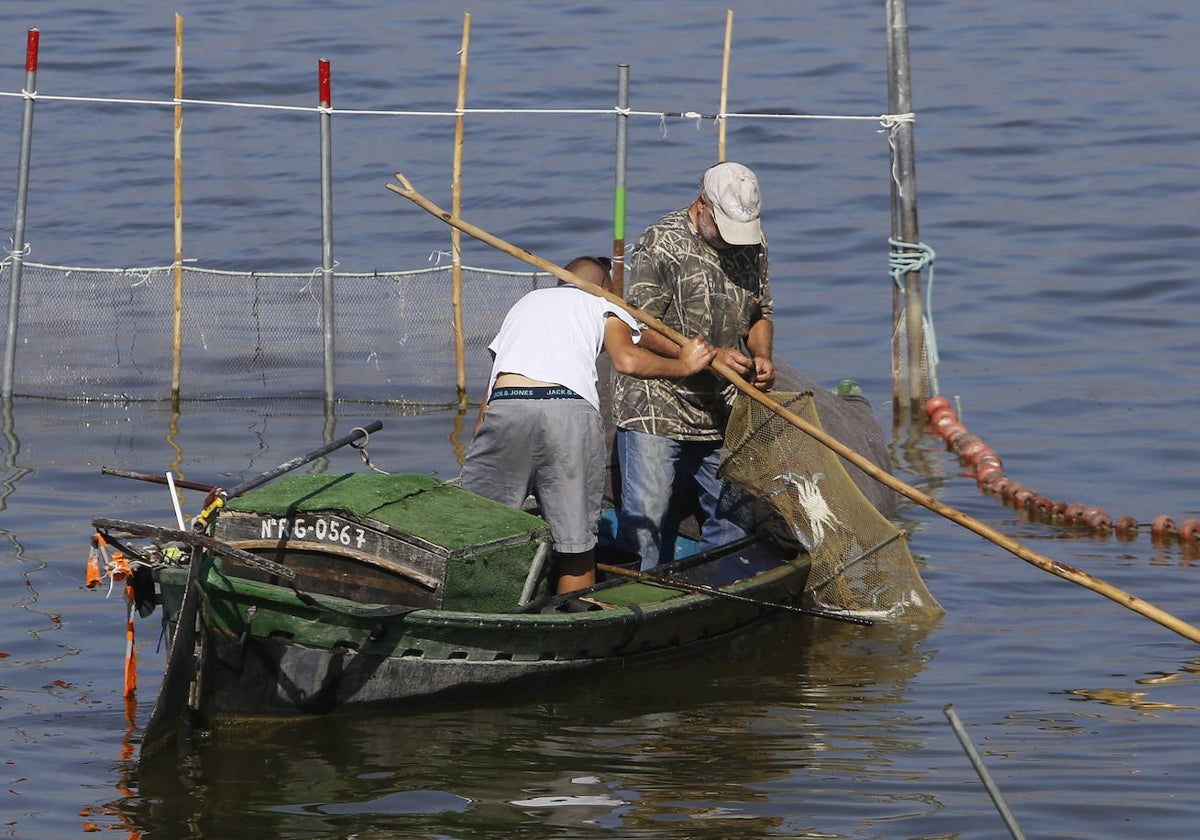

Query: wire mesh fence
<box><xmin>0</xmin><ymin>261</ymin><xmax>554</xmax><ymax>404</ymax></box>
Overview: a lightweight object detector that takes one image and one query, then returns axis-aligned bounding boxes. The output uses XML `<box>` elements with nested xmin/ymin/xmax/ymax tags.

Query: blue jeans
<box><xmin>615</xmin><ymin>428</ymin><xmax>754</xmax><ymax>570</ymax></box>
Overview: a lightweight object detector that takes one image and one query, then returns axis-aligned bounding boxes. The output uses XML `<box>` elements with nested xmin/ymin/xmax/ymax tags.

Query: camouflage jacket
<box><xmin>612</xmin><ymin>208</ymin><xmax>772</xmax><ymax>440</ymax></box>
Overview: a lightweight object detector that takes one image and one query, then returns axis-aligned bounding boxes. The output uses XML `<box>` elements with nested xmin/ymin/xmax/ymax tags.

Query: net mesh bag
<box><xmin>720</xmin><ymin>391</ymin><xmax>942</xmax><ymax>621</ymax></box>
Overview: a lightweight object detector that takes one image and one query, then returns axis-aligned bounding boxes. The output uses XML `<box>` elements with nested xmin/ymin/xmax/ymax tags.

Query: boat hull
<box><xmin>182</xmin><ymin>535</ymin><xmax>807</xmax><ymax>717</ymax></box>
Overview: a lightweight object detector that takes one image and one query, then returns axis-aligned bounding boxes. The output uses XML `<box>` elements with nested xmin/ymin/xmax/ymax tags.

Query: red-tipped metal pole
<box><xmin>318</xmin><ymin>58</ymin><xmax>335</xmax><ymax>404</ymax></box>
<box><xmin>3</xmin><ymin>29</ymin><xmax>40</xmax><ymax>399</ymax></box>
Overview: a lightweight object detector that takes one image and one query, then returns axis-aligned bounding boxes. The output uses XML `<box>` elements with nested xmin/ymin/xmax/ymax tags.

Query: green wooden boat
<box><xmin>91</xmin><ymin>382</ymin><xmax>892</xmax><ymax>759</ymax></box>
<box><xmin>93</xmin><ymin>467</ymin><xmax>853</xmax><ymax>764</ymax></box>
<box><xmin>95</xmin><ymin>469</ymin><xmax>822</xmax><ymax>717</ymax></box>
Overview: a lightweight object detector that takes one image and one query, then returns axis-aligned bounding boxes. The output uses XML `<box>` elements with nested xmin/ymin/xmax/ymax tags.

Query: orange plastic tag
<box><xmin>122</xmin><ymin>582</ymin><xmax>137</xmax><ymax>699</ymax></box>
<box><xmin>85</xmin><ymin>547</ymin><xmax>103</xmax><ymax>589</ymax></box>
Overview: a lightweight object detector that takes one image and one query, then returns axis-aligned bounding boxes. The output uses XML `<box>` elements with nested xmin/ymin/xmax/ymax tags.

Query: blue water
<box><xmin>2</xmin><ymin>1</ymin><xmax>1199</xmax><ymax>838</ymax></box>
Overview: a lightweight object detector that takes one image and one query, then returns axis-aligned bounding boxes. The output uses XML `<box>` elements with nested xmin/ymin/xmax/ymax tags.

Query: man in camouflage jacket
<box><xmin>612</xmin><ymin>162</ymin><xmax>775</xmax><ymax>569</ymax></box>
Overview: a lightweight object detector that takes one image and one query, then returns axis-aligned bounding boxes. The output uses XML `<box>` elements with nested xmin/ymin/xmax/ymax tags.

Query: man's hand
<box><xmin>679</xmin><ymin>335</ymin><xmax>717</xmax><ymax>375</ymax></box>
<box><xmin>714</xmin><ymin>347</ymin><xmax>755</xmax><ymax>380</ymax></box>
<box><xmin>750</xmin><ymin>355</ymin><xmax>775</xmax><ymax>392</ymax></box>
<box><xmin>710</xmin><ymin>347</ymin><xmax>774</xmax><ymax>392</ymax></box>
<box><xmin>745</xmin><ymin>317</ymin><xmax>775</xmax><ymax>392</ymax></box>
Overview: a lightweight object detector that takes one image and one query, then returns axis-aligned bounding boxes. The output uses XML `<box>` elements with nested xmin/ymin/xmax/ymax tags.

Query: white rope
<box><xmin>18</xmin><ymin>259</ymin><xmax>555</xmax><ymax>281</ymax></box>
<box><xmin>1</xmin><ymin>240</ymin><xmax>31</xmax><ymax>268</ymax></box>
<box><xmin>726</xmin><ymin>111</ymin><xmax>900</xmax><ymax>122</ymax></box>
<box><xmin>880</xmin><ymin>113</ymin><xmax>917</xmax><ymax>196</ymax></box>
<box><xmin>303</xmin><ymin>261</ymin><xmax>338</xmax><ymax>311</ymax></box>
<box><xmin>126</xmin><ymin>268</ymin><xmax>156</xmax><ymax>288</ymax></box>
<box><xmin>0</xmin><ymin>89</ymin><xmax>912</xmax><ymax>126</ymax></box>
<box><xmin>878</xmin><ymin>111</ymin><xmax>915</xmax><ymax>130</ymax></box>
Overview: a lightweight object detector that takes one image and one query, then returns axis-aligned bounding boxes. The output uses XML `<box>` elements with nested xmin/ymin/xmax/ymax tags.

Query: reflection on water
<box><xmin>1065</xmin><ymin>658</ymin><xmax>1200</xmax><ymax>712</ymax></box>
<box><xmin>0</xmin><ymin>396</ymin><xmax>55</xmax><ymax>664</ymax></box>
<box><xmin>1</xmin><ymin>388</ymin><xmax>1197</xmax><ymax>838</ymax></box>
<box><xmin>1</xmin><ymin>386</ymin><xmax>1198</xmax><ymax>839</ymax></box>
<box><xmin>124</xmin><ymin>618</ymin><xmax>934</xmax><ymax>838</ymax></box>
<box><xmin>0</xmin><ymin>396</ymin><xmax>31</xmax><ymax>536</ymax></box>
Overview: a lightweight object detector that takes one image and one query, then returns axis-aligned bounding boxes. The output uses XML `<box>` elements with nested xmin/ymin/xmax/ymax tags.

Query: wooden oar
<box><xmin>101</xmin><ymin>466</ymin><xmax>213</xmax><ymax>493</ymax></box>
<box><xmin>596</xmin><ymin>562</ymin><xmax>872</xmax><ymax>626</ymax></box>
<box><xmin>224</xmin><ymin>420</ymin><xmax>382</xmax><ymax>500</ymax></box>
<box><xmin>104</xmin><ymin>420</ymin><xmax>383</xmax><ymax>508</ymax></box>
<box><xmin>386</xmin><ymin>173</ymin><xmax>1200</xmax><ymax>646</ymax></box>
<box><xmin>191</xmin><ymin>420</ymin><xmax>383</xmax><ymax>530</ymax></box>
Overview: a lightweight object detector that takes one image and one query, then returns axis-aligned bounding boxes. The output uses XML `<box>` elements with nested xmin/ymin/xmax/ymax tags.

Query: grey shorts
<box><xmin>459</xmin><ymin>396</ymin><xmax>605</xmax><ymax>554</ymax></box>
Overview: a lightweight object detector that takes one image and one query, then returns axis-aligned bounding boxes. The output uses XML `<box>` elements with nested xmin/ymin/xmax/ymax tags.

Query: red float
<box><xmin>1063</xmin><ymin>503</ymin><xmax>1087</xmax><ymax>524</ymax></box>
<box><xmin>975</xmin><ymin>463</ymin><xmax>1004</xmax><ymax>486</ymax></box>
<box><xmin>1083</xmin><ymin>509</ymin><xmax>1112</xmax><ymax>531</ymax></box>
<box><xmin>1115</xmin><ymin>515</ymin><xmax>1139</xmax><ymax>536</ymax></box>
<box><xmin>925</xmin><ymin>395</ymin><xmax>951</xmax><ymax>418</ymax></box>
<box><xmin>1151</xmin><ymin>515</ymin><xmax>1176</xmax><ymax>538</ymax></box>
<box><xmin>1179</xmin><ymin>519</ymin><xmax>1200</xmax><ymax>542</ymax></box>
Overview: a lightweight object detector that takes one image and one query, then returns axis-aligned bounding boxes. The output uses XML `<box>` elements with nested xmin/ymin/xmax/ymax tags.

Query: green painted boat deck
<box><xmin>591</xmin><ymin>580</ymin><xmax>687</xmax><ymax>607</ymax></box>
<box><xmin>223</xmin><ymin>473</ymin><xmax>548</xmax><ymax>550</ymax></box>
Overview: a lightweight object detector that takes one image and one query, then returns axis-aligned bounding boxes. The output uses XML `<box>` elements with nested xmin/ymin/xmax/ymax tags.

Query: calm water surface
<box><xmin>2</xmin><ymin>1</ymin><xmax>1199</xmax><ymax>838</ymax></box>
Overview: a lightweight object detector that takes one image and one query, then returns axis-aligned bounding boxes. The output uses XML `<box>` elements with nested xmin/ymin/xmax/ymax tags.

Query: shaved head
<box><xmin>564</xmin><ymin>256</ymin><xmax>614</xmax><ymax>293</ymax></box>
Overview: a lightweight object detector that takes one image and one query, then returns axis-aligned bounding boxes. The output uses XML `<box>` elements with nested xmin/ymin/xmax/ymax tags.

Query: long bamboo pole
<box><xmin>171</xmin><ymin>14</ymin><xmax>184</xmax><ymax>404</ymax></box>
<box><xmin>386</xmin><ymin>172</ymin><xmax>1200</xmax><ymax>646</ymax></box>
<box><xmin>450</xmin><ymin>13</ymin><xmax>471</xmax><ymax>408</ymax></box>
<box><xmin>717</xmin><ymin>10</ymin><xmax>733</xmax><ymax>162</ymax></box>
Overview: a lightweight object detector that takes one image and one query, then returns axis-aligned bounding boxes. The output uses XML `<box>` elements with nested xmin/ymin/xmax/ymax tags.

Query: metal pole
<box><xmin>943</xmin><ymin>705</ymin><xmax>1028</xmax><ymax>840</ymax></box>
<box><xmin>611</xmin><ymin>63</ymin><xmax>629</xmax><ymax>296</ymax></box>
<box><xmin>3</xmin><ymin>29</ymin><xmax>40</xmax><ymax>400</ymax></box>
<box><xmin>885</xmin><ymin>1</ymin><xmax>901</xmax><ymax>409</ymax></box>
<box><xmin>885</xmin><ymin>0</ymin><xmax>927</xmax><ymax>415</ymax></box>
<box><xmin>318</xmin><ymin>58</ymin><xmax>335</xmax><ymax>404</ymax></box>
<box><xmin>171</xmin><ymin>15</ymin><xmax>184</xmax><ymax>404</ymax></box>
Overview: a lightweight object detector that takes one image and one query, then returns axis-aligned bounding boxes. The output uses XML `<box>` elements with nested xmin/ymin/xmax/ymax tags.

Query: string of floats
<box><xmin>925</xmin><ymin>396</ymin><xmax>1199</xmax><ymax>544</ymax></box>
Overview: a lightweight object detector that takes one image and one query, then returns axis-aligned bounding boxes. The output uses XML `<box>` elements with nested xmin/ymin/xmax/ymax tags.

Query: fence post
<box><xmin>717</xmin><ymin>10</ymin><xmax>733</xmax><ymax>162</ymax></box>
<box><xmin>885</xmin><ymin>0</ymin><xmax>927</xmax><ymax>417</ymax></box>
<box><xmin>171</xmin><ymin>15</ymin><xmax>185</xmax><ymax>404</ymax></box>
<box><xmin>611</xmin><ymin>63</ymin><xmax>629</xmax><ymax>296</ymax></box>
<box><xmin>318</xmin><ymin>58</ymin><xmax>335</xmax><ymax>404</ymax></box>
<box><xmin>2</xmin><ymin>29</ymin><xmax>40</xmax><ymax>399</ymax></box>
<box><xmin>451</xmin><ymin>13</ymin><xmax>471</xmax><ymax>408</ymax></box>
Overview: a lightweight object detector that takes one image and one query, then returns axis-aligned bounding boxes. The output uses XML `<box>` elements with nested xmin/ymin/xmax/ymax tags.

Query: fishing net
<box><xmin>720</xmin><ymin>391</ymin><xmax>942</xmax><ymax>621</ymax></box>
<box><xmin>0</xmin><ymin>261</ymin><xmax>554</xmax><ymax>404</ymax></box>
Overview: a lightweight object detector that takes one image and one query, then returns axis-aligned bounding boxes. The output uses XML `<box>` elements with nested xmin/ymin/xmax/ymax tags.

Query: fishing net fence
<box><xmin>1</xmin><ymin>261</ymin><xmax>554</xmax><ymax>405</ymax></box>
<box><xmin>721</xmin><ymin>390</ymin><xmax>942</xmax><ymax>621</ymax></box>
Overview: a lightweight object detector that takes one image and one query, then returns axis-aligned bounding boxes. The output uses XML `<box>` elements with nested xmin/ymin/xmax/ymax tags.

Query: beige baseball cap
<box><xmin>702</xmin><ymin>161</ymin><xmax>762</xmax><ymax>245</ymax></box>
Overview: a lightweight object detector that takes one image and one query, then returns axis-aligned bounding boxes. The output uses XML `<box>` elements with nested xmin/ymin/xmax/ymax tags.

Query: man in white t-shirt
<box><xmin>460</xmin><ymin>256</ymin><xmax>715</xmax><ymax>595</ymax></box>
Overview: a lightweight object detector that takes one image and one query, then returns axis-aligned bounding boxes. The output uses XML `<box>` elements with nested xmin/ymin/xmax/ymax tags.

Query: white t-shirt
<box><xmin>487</xmin><ymin>284</ymin><xmax>641</xmax><ymax>411</ymax></box>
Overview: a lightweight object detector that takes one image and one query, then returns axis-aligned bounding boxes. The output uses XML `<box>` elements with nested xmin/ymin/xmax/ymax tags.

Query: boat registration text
<box><xmin>258</xmin><ymin>515</ymin><xmax>368</xmax><ymax>549</ymax></box>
